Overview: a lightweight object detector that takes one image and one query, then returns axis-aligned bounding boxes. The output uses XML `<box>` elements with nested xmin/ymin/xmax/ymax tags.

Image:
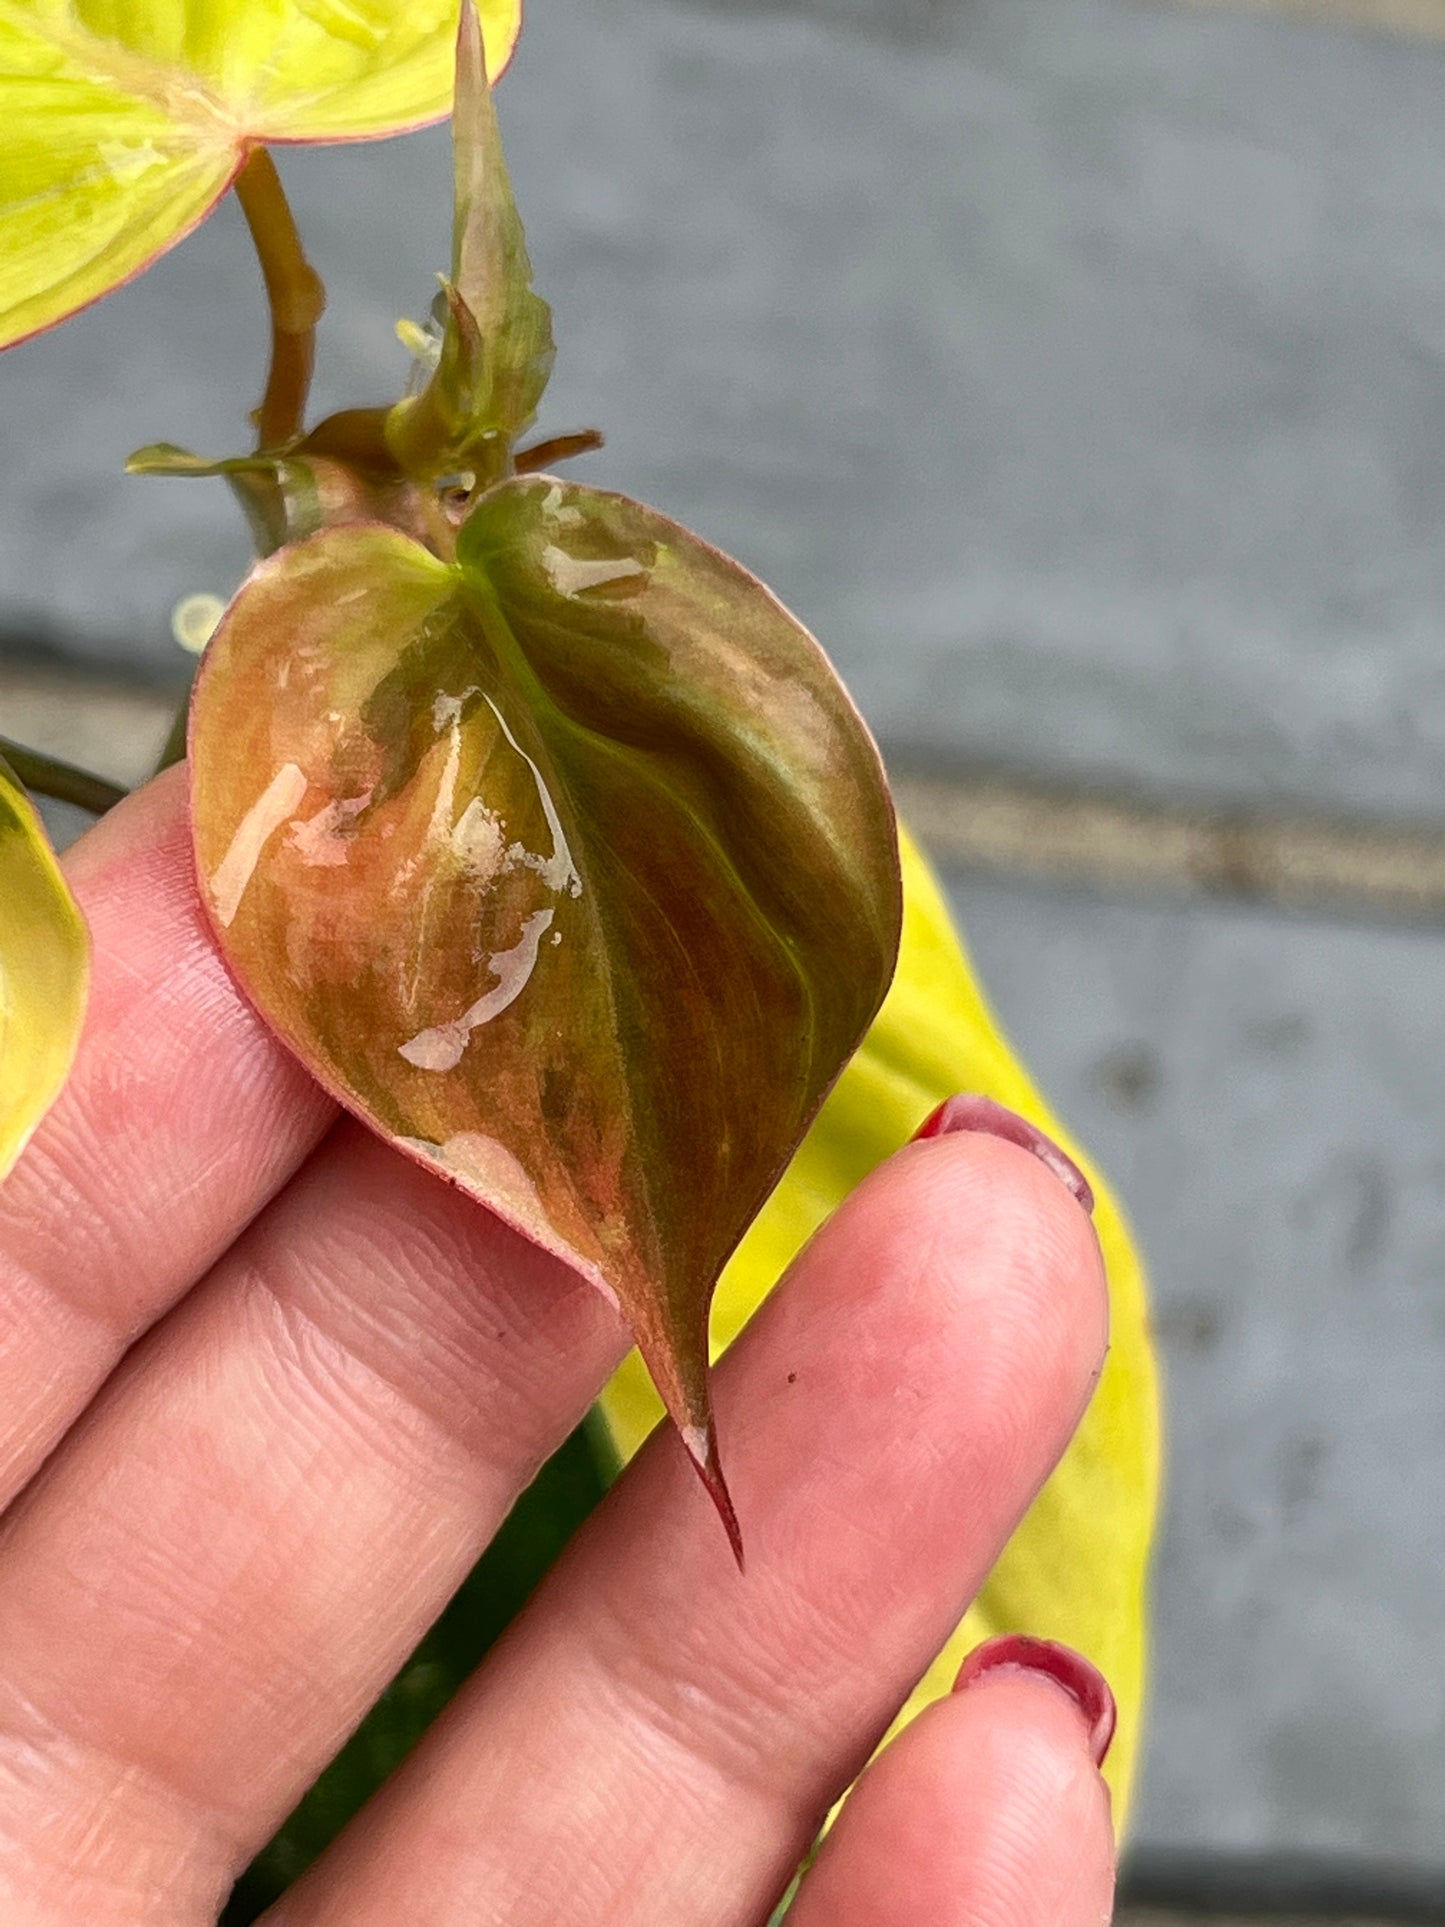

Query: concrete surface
<box><xmin>946</xmin><ymin>863</ymin><xmax>1445</xmax><ymax>1863</ymax></box>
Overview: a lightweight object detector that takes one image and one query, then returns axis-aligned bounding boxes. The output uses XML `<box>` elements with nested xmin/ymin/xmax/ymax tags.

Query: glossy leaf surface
<box><xmin>602</xmin><ymin>825</ymin><xmax>1161</xmax><ymax>1823</ymax></box>
<box><xmin>0</xmin><ymin>0</ymin><xmax>521</xmax><ymax>348</ymax></box>
<box><xmin>386</xmin><ymin>0</ymin><xmax>553</xmax><ymax>485</ymax></box>
<box><xmin>0</xmin><ymin>757</ymin><xmax>90</xmax><ymax>1179</ymax></box>
<box><xmin>190</xmin><ymin>478</ymin><xmax>902</xmax><ymax>1530</ymax></box>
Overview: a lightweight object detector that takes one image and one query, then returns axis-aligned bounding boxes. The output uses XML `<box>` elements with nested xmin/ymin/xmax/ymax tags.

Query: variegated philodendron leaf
<box><xmin>0</xmin><ymin>0</ymin><xmax>522</xmax><ymax>349</ymax></box>
<box><xmin>189</xmin><ymin>477</ymin><xmax>902</xmax><ymax>1552</ymax></box>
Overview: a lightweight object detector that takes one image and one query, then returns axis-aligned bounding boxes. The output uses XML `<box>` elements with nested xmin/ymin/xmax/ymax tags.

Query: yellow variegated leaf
<box><xmin>0</xmin><ymin>0</ymin><xmax>521</xmax><ymax>348</ymax></box>
<box><xmin>0</xmin><ymin>757</ymin><xmax>90</xmax><ymax>1178</ymax></box>
<box><xmin>601</xmin><ymin>823</ymin><xmax>1162</xmax><ymax>1824</ymax></box>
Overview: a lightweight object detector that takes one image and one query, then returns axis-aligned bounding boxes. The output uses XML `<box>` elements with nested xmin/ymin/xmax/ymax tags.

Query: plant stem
<box><xmin>155</xmin><ymin>690</ymin><xmax>191</xmax><ymax>775</ymax></box>
<box><xmin>1</xmin><ymin>738</ymin><xmax>126</xmax><ymax>815</ymax></box>
<box><xmin>233</xmin><ymin>147</ymin><xmax>327</xmax><ymax>450</ymax></box>
<box><xmin>514</xmin><ymin>428</ymin><xmax>605</xmax><ymax>473</ymax></box>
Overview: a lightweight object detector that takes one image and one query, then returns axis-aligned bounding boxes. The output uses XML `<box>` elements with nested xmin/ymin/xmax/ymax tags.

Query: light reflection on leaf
<box><xmin>190</xmin><ymin>480</ymin><xmax>901</xmax><ymax>1547</ymax></box>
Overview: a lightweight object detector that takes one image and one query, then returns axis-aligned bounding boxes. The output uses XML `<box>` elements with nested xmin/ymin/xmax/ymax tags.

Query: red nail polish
<box><xmin>954</xmin><ymin>1634</ymin><xmax>1116</xmax><ymax>1768</ymax></box>
<box><xmin>911</xmin><ymin>1095</ymin><xmax>1095</xmax><ymax>1215</ymax></box>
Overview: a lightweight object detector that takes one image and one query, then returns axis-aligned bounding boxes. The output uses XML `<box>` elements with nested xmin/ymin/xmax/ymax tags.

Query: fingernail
<box><xmin>954</xmin><ymin>1634</ymin><xmax>1116</xmax><ymax>1768</ymax></box>
<box><xmin>911</xmin><ymin>1095</ymin><xmax>1095</xmax><ymax>1215</ymax></box>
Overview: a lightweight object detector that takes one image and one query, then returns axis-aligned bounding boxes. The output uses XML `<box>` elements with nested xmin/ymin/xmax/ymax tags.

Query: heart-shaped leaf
<box><xmin>0</xmin><ymin>757</ymin><xmax>91</xmax><ymax>1179</ymax></box>
<box><xmin>0</xmin><ymin>0</ymin><xmax>522</xmax><ymax>348</ymax></box>
<box><xmin>190</xmin><ymin>478</ymin><xmax>902</xmax><ymax>1544</ymax></box>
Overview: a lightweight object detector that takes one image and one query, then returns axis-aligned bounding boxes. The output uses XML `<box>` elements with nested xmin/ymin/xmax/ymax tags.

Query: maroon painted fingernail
<box><xmin>954</xmin><ymin>1634</ymin><xmax>1116</xmax><ymax>1767</ymax></box>
<box><xmin>911</xmin><ymin>1095</ymin><xmax>1095</xmax><ymax>1215</ymax></box>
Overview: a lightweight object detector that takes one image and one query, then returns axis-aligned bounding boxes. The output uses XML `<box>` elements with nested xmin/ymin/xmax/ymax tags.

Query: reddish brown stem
<box><xmin>233</xmin><ymin>147</ymin><xmax>327</xmax><ymax>450</ymax></box>
<box><xmin>515</xmin><ymin>428</ymin><xmax>605</xmax><ymax>473</ymax></box>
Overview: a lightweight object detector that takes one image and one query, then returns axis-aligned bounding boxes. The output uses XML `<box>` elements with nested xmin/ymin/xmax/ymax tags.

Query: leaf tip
<box><xmin>683</xmin><ymin>1420</ymin><xmax>745</xmax><ymax>1572</ymax></box>
<box><xmin>457</xmin><ymin>0</ymin><xmax>488</xmax><ymax>83</ymax></box>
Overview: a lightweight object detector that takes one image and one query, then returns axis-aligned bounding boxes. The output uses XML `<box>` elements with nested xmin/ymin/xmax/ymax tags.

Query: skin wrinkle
<box><xmin>0</xmin><ymin>1424</ymin><xmax>314</xmax><ymax>1812</ymax></box>
<box><xmin>246</xmin><ymin>1129</ymin><xmax>626</xmax><ymax>1463</ymax></box>
<box><xmin>969</xmin><ymin>1704</ymin><xmax>1113</xmax><ymax>1924</ymax></box>
<box><xmin>0</xmin><ymin>1677</ymin><xmax>243</xmax><ymax>1922</ymax></box>
<box><xmin>571</xmin><ymin>1661</ymin><xmax>787</xmax><ymax>1914</ymax></box>
<box><xmin>240</xmin><ymin>1261</ymin><xmax>480</xmax><ymax>1504</ymax></box>
<box><xmin>0</xmin><ymin>1136</ymin><xmax>127</xmax><ymax>1336</ymax></box>
<box><xmin>0</xmin><ymin>1382</ymin><xmax>336</xmax><ymax>1836</ymax></box>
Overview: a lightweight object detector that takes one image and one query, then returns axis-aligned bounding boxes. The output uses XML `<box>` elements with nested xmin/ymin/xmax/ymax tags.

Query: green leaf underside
<box><xmin>385</xmin><ymin>0</ymin><xmax>553</xmax><ymax>485</ymax></box>
<box><xmin>0</xmin><ymin>0</ymin><xmax>522</xmax><ymax>349</ymax></box>
<box><xmin>190</xmin><ymin>476</ymin><xmax>901</xmax><ymax>1524</ymax></box>
<box><xmin>127</xmin><ymin>439</ymin><xmax>446</xmax><ymax>557</ymax></box>
<box><xmin>0</xmin><ymin>756</ymin><xmax>90</xmax><ymax>1180</ymax></box>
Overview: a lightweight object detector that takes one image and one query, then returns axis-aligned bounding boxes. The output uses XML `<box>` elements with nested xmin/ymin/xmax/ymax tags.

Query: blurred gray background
<box><xmin>4</xmin><ymin>0</ymin><xmax>1444</xmax><ymax>1912</ymax></box>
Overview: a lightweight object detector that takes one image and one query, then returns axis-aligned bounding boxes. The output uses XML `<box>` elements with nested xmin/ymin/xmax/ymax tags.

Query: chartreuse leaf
<box><xmin>386</xmin><ymin>0</ymin><xmax>553</xmax><ymax>485</ymax></box>
<box><xmin>601</xmin><ymin>827</ymin><xmax>1161</xmax><ymax>1825</ymax></box>
<box><xmin>0</xmin><ymin>0</ymin><xmax>522</xmax><ymax>349</ymax></box>
<box><xmin>189</xmin><ymin>476</ymin><xmax>902</xmax><ymax>1545</ymax></box>
<box><xmin>0</xmin><ymin>756</ymin><xmax>90</xmax><ymax>1179</ymax></box>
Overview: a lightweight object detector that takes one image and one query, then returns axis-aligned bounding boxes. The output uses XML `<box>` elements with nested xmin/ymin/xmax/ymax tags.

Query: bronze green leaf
<box><xmin>189</xmin><ymin>477</ymin><xmax>901</xmax><ymax>1550</ymax></box>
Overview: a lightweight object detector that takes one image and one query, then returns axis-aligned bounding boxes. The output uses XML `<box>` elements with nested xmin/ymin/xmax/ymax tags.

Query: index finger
<box><xmin>0</xmin><ymin>767</ymin><xmax>335</xmax><ymax>1507</ymax></box>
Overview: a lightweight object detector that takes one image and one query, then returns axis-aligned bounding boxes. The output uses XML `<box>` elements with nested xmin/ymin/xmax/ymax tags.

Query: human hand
<box><xmin>0</xmin><ymin>767</ymin><xmax>1115</xmax><ymax>1926</ymax></box>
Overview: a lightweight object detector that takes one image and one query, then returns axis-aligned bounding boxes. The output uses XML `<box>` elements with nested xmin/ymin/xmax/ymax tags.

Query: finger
<box><xmin>266</xmin><ymin>1131</ymin><xmax>1108</xmax><ymax>1927</ymax></box>
<box><xmin>787</xmin><ymin>1639</ymin><xmax>1116</xmax><ymax>1927</ymax></box>
<box><xmin>0</xmin><ymin>768</ymin><xmax>335</xmax><ymax>1507</ymax></box>
<box><xmin>0</xmin><ymin>1120</ymin><xmax>629</xmax><ymax>1926</ymax></box>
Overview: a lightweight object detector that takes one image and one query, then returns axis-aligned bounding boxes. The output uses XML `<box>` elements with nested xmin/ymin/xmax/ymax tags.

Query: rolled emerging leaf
<box><xmin>0</xmin><ymin>0</ymin><xmax>522</xmax><ymax>349</ymax></box>
<box><xmin>0</xmin><ymin>757</ymin><xmax>90</xmax><ymax>1179</ymax></box>
<box><xmin>386</xmin><ymin>0</ymin><xmax>554</xmax><ymax>485</ymax></box>
<box><xmin>190</xmin><ymin>477</ymin><xmax>902</xmax><ymax>1544</ymax></box>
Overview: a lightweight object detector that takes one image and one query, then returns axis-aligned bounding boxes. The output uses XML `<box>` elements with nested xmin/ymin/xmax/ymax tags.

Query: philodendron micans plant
<box><xmin>8</xmin><ymin>0</ymin><xmax>905</xmax><ymax>1552</ymax></box>
<box><xmin>0</xmin><ymin>0</ymin><xmax>1160</xmax><ymax>1890</ymax></box>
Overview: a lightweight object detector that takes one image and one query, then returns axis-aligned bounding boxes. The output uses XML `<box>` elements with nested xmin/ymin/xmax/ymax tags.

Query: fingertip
<box><xmin>954</xmin><ymin>1633</ymin><xmax>1116</xmax><ymax>1769</ymax></box>
<box><xmin>787</xmin><ymin>1659</ymin><xmax>1116</xmax><ymax>1927</ymax></box>
<box><xmin>889</xmin><ymin>1124</ymin><xmax>1111</xmax><ymax>1433</ymax></box>
<box><xmin>911</xmin><ymin>1094</ymin><xmax>1095</xmax><ymax>1216</ymax></box>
